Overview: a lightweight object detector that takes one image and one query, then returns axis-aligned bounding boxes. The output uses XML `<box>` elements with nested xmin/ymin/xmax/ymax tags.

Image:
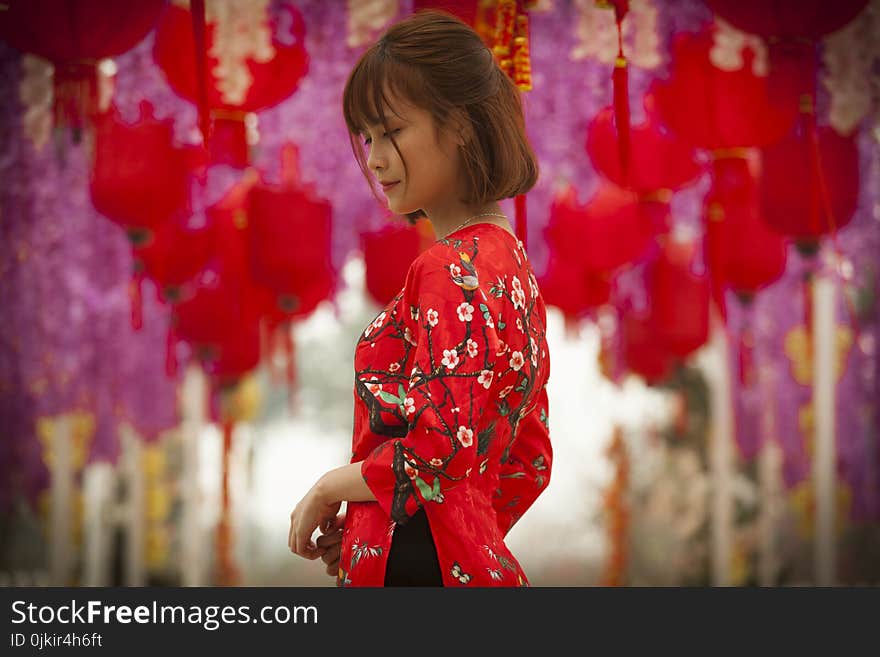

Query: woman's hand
<box><xmin>288</xmin><ymin>479</ymin><xmax>341</xmax><ymax>559</ymax></box>
<box><xmin>316</xmin><ymin>512</ymin><xmax>346</xmax><ymax>577</ymax></box>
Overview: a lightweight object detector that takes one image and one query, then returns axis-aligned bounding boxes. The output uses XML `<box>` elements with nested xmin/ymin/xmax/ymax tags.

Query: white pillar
<box><xmin>700</xmin><ymin>307</ymin><xmax>734</xmax><ymax>586</ymax></box>
<box><xmin>757</xmin><ymin>438</ymin><xmax>782</xmax><ymax>586</ymax></box>
<box><xmin>49</xmin><ymin>415</ymin><xmax>74</xmax><ymax>586</ymax></box>
<box><xmin>812</xmin><ymin>274</ymin><xmax>837</xmax><ymax>586</ymax></box>
<box><xmin>82</xmin><ymin>462</ymin><xmax>116</xmax><ymax>586</ymax></box>
<box><xmin>180</xmin><ymin>364</ymin><xmax>208</xmax><ymax>586</ymax></box>
<box><xmin>120</xmin><ymin>423</ymin><xmax>146</xmax><ymax>586</ymax></box>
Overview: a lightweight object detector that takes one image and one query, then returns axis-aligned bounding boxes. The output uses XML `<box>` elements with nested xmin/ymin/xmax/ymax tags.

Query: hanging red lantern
<box><xmin>706</xmin><ymin>1</ymin><xmax>867</xmax><ymax>109</ymax></box>
<box><xmin>545</xmin><ymin>182</ymin><xmax>656</xmax><ymax>274</ymax></box>
<box><xmin>153</xmin><ymin>1</ymin><xmax>309</xmax><ymax>167</ymax></box>
<box><xmin>651</xmin><ymin>27</ymin><xmax>798</xmax><ymax>151</ymax></box>
<box><xmin>246</xmin><ymin>145</ymin><xmax>335</xmax><ymax>321</ymax></box>
<box><xmin>0</xmin><ymin>0</ymin><xmax>164</xmax><ymax>137</ymax></box>
<box><xmin>759</xmin><ymin>124</ymin><xmax>859</xmax><ymax>252</ymax></box>
<box><xmin>622</xmin><ymin>312</ymin><xmax>674</xmax><ymax>385</ymax></box>
<box><xmin>538</xmin><ymin>256</ymin><xmax>612</xmax><ymax>332</ymax></box>
<box><xmin>362</xmin><ymin>222</ymin><xmax>427</xmax><ymax>307</ymax></box>
<box><xmin>173</xmin><ymin>172</ymin><xmax>264</xmax><ymax>352</ymax></box>
<box><xmin>205</xmin><ymin>320</ymin><xmax>262</xmax><ymax>387</ymax></box>
<box><xmin>412</xmin><ymin>0</ymin><xmax>479</xmax><ymax>26</ymax></box>
<box><xmin>133</xmin><ymin>215</ymin><xmax>216</xmax><ymax>304</ymax></box>
<box><xmin>647</xmin><ymin>240</ymin><xmax>710</xmax><ymax>359</ymax></box>
<box><xmin>586</xmin><ymin>95</ymin><xmax>703</xmax><ymax>195</ymax></box>
<box><xmin>90</xmin><ymin>104</ymin><xmax>192</xmax><ymax>245</ymax></box>
<box><xmin>704</xmin><ymin>1</ymin><xmax>867</xmax><ymax>42</ymax></box>
<box><xmin>704</xmin><ymin>169</ymin><xmax>788</xmax><ymax>301</ymax></box>
<box><xmin>247</xmin><ymin>184</ymin><xmax>334</xmax><ymax>316</ymax></box>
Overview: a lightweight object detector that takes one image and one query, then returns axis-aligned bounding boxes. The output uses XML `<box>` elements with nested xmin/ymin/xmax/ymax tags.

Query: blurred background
<box><xmin>1</xmin><ymin>0</ymin><xmax>878</xmax><ymax>587</ymax></box>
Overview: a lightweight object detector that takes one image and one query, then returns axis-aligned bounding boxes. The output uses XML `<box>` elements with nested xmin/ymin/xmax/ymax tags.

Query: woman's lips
<box><xmin>381</xmin><ymin>181</ymin><xmax>399</xmax><ymax>191</ymax></box>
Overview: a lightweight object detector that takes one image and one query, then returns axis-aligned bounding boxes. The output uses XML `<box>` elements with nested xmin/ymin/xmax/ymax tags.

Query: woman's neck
<box><xmin>426</xmin><ymin>202</ymin><xmax>510</xmax><ymax>241</ymax></box>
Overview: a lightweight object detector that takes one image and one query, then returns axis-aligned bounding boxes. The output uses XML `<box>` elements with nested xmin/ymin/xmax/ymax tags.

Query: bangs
<box><xmin>343</xmin><ymin>47</ymin><xmax>427</xmax><ymax>139</ymax></box>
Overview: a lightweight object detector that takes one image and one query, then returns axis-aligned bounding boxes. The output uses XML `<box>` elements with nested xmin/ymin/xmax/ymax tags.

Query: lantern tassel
<box><xmin>165</xmin><ymin>322</ymin><xmax>178</xmax><ymax>378</ymax></box>
<box><xmin>613</xmin><ymin>53</ymin><xmax>630</xmax><ymax>185</ymax></box>
<box><xmin>190</xmin><ymin>0</ymin><xmax>212</xmax><ymax>148</ymax></box>
<box><xmin>217</xmin><ymin>418</ymin><xmax>239</xmax><ymax>585</ymax></box>
<box><xmin>128</xmin><ymin>272</ymin><xmax>143</xmax><ymax>331</ymax></box>
<box><xmin>285</xmin><ymin>324</ymin><xmax>297</xmax><ymax>412</ymax></box>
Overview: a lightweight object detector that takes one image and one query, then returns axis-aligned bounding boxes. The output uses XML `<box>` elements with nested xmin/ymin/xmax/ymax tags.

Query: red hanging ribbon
<box><xmin>217</xmin><ymin>419</ymin><xmax>239</xmax><ymax>586</ymax></box>
<box><xmin>128</xmin><ymin>271</ymin><xmax>143</xmax><ymax>331</ymax></box>
<box><xmin>165</xmin><ymin>322</ymin><xmax>178</xmax><ymax>378</ymax></box>
<box><xmin>190</xmin><ymin>0</ymin><xmax>212</xmax><ymax>148</ymax></box>
<box><xmin>612</xmin><ymin>4</ymin><xmax>630</xmax><ymax>186</ymax></box>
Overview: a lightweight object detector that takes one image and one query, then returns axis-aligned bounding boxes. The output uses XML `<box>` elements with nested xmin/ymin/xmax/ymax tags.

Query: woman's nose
<box><xmin>367</xmin><ymin>144</ymin><xmax>385</xmax><ymax>173</ymax></box>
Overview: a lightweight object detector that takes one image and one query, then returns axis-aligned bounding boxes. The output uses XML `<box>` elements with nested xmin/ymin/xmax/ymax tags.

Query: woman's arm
<box><xmin>317</xmin><ymin>461</ymin><xmax>377</xmax><ymax>504</ymax></box>
<box><xmin>289</xmin><ymin>461</ymin><xmax>376</xmax><ymax>558</ymax></box>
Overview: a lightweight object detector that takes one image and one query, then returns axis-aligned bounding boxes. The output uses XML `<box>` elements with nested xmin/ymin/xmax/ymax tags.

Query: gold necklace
<box><xmin>441</xmin><ymin>211</ymin><xmax>509</xmax><ymax>240</ymax></box>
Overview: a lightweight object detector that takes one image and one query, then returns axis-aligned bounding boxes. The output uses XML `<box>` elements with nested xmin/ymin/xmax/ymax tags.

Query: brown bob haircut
<box><xmin>342</xmin><ymin>9</ymin><xmax>539</xmax><ymax>224</ymax></box>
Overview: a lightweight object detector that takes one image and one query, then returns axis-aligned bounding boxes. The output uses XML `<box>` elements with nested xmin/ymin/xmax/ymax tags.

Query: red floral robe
<box><xmin>339</xmin><ymin>222</ymin><xmax>552</xmax><ymax>587</ymax></box>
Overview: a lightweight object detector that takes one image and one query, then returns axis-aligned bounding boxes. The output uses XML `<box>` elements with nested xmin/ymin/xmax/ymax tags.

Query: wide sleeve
<box><xmin>360</xmin><ymin>250</ymin><xmax>497</xmax><ymax>525</ymax></box>
<box><xmin>492</xmin><ymin>383</ymin><xmax>552</xmax><ymax>537</ymax></box>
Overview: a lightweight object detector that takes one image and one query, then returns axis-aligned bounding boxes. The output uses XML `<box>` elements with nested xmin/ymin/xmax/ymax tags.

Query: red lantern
<box><xmin>133</xmin><ymin>215</ymin><xmax>216</xmax><ymax>303</ymax></box>
<box><xmin>705</xmin><ymin>1</ymin><xmax>867</xmax><ymax>41</ymax></box>
<box><xmin>759</xmin><ymin>125</ymin><xmax>859</xmax><ymax>250</ymax></box>
<box><xmin>622</xmin><ymin>312</ymin><xmax>674</xmax><ymax>385</ymax></box>
<box><xmin>90</xmin><ymin>104</ymin><xmax>192</xmax><ymax>245</ymax></box>
<box><xmin>247</xmin><ymin>187</ymin><xmax>335</xmax><ymax>320</ymax></box>
<box><xmin>0</xmin><ymin>0</ymin><xmax>164</xmax><ymax>135</ymax></box>
<box><xmin>586</xmin><ymin>96</ymin><xmax>703</xmax><ymax>195</ymax></box>
<box><xmin>362</xmin><ymin>222</ymin><xmax>428</xmax><ymax>307</ymax></box>
<box><xmin>651</xmin><ymin>27</ymin><xmax>798</xmax><ymax>150</ymax></box>
<box><xmin>538</xmin><ymin>256</ymin><xmax>612</xmax><ymax>329</ymax></box>
<box><xmin>647</xmin><ymin>240</ymin><xmax>710</xmax><ymax>359</ymax></box>
<box><xmin>153</xmin><ymin>1</ymin><xmax>309</xmax><ymax>166</ymax></box>
<box><xmin>412</xmin><ymin>0</ymin><xmax>479</xmax><ymax>26</ymax></box>
<box><xmin>205</xmin><ymin>321</ymin><xmax>262</xmax><ymax>387</ymax></box>
<box><xmin>545</xmin><ymin>182</ymin><xmax>656</xmax><ymax>274</ymax></box>
<box><xmin>704</xmin><ymin>162</ymin><xmax>787</xmax><ymax>300</ymax></box>
<box><xmin>174</xmin><ymin>174</ymin><xmax>265</xmax><ymax>349</ymax></box>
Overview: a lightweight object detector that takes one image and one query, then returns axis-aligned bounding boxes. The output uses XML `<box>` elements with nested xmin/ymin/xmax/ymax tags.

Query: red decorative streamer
<box><xmin>128</xmin><ymin>272</ymin><xmax>143</xmax><ymax>331</ymax></box>
<box><xmin>189</xmin><ymin>0</ymin><xmax>212</xmax><ymax>147</ymax></box>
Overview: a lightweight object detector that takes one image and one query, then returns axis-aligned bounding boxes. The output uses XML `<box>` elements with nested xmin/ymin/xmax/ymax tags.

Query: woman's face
<box><xmin>360</xmin><ymin>91</ymin><xmax>463</xmax><ymax>217</ymax></box>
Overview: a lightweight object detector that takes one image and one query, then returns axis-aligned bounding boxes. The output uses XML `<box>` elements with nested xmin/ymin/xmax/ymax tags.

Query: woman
<box><xmin>288</xmin><ymin>9</ymin><xmax>552</xmax><ymax>587</ymax></box>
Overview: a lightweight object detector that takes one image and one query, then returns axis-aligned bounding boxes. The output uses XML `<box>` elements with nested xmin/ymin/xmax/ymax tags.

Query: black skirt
<box><xmin>383</xmin><ymin>507</ymin><xmax>443</xmax><ymax>586</ymax></box>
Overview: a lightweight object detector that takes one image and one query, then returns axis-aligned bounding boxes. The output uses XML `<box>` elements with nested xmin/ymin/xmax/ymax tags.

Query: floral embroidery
<box><xmin>426</xmin><ymin>308</ymin><xmax>439</xmax><ymax>327</ymax></box>
<box><xmin>457</xmin><ymin>426</ymin><xmax>474</xmax><ymax>448</ymax></box>
<box><xmin>478</xmin><ymin>370</ymin><xmax>494</xmax><ymax>389</ymax></box>
<box><xmin>509</xmin><ymin>351</ymin><xmax>525</xmax><ymax>371</ymax></box>
<box><xmin>466</xmin><ymin>339</ymin><xmax>479</xmax><ymax>358</ymax></box>
<box><xmin>457</xmin><ymin>302</ymin><xmax>474</xmax><ymax>322</ymax></box>
<box><xmin>442</xmin><ymin>349</ymin><xmax>460</xmax><ymax>370</ymax></box>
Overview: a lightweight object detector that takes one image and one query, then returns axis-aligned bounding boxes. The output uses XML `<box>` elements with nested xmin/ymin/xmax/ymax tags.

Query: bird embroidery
<box><xmin>451</xmin><ymin>252</ymin><xmax>479</xmax><ymax>291</ymax></box>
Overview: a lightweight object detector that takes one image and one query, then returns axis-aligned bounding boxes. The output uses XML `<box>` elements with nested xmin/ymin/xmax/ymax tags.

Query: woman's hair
<box><xmin>342</xmin><ymin>9</ymin><xmax>539</xmax><ymax>224</ymax></box>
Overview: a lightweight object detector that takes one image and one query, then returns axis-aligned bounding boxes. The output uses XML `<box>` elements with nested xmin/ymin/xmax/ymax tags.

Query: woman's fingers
<box><xmin>321</xmin><ymin>512</ymin><xmax>346</xmax><ymax>535</ymax></box>
<box><xmin>321</xmin><ymin>543</ymin><xmax>340</xmax><ymax>565</ymax></box>
<box><xmin>322</xmin><ymin>543</ymin><xmax>341</xmax><ymax>576</ymax></box>
<box><xmin>315</xmin><ymin>528</ymin><xmax>343</xmax><ymax>550</ymax></box>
